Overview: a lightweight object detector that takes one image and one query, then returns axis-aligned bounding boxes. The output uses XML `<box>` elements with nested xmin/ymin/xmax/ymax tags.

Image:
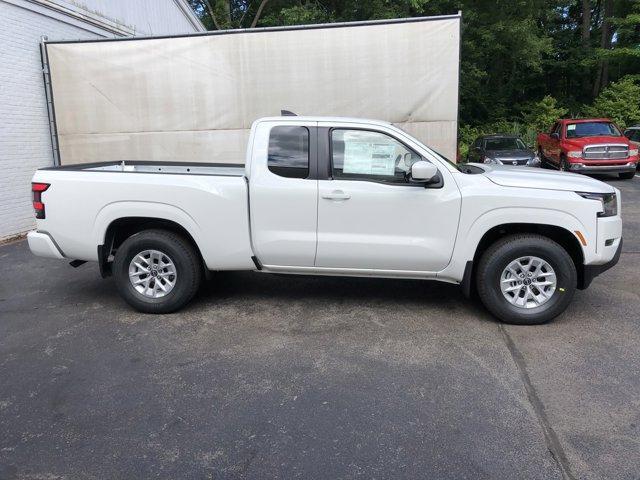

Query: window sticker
<box><xmin>343</xmin><ymin>141</ymin><xmax>395</xmax><ymax>175</ymax></box>
<box><xmin>567</xmin><ymin>124</ymin><xmax>576</xmax><ymax>131</ymax></box>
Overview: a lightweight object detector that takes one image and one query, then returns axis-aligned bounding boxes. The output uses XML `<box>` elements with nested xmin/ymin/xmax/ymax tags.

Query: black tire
<box><xmin>113</xmin><ymin>229</ymin><xmax>202</xmax><ymax>313</ymax></box>
<box><xmin>476</xmin><ymin>234</ymin><xmax>576</xmax><ymax>325</ymax></box>
<box><xmin>537</xmin><ymin>148</ymin><xmax>546</xmax><ymax>166</ymax></box>
<box><xmin>619</xmin><ymin>171</ymin><xmax>635</xmax><ymax>180</ymax></box>
<box><xmin>559</xmin><ymin>155</ymin><xmax>569</xmax><ymax>172</ymax></box>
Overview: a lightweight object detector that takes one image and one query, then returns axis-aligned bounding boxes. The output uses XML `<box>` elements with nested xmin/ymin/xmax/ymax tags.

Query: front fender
<box><xmin>438</xmin><ymin>207</ymin><xmax>591</xmax><ymax>283</ymax></box>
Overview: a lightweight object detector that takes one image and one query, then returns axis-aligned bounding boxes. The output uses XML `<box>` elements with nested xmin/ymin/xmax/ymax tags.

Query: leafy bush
<box><xmin>459</xmin><ymin>84</ymin><xmax>640</xmax><ymax>161</ymax></box>
<box><xmin>458</xmin><ymin>96</ymin><xmax>569</xmax><ymax>160</ymax></box>
<box><xmin>522</xmin><ymin>96</ymin><xmax>568</xmax><ymax>134</ymax></box>
<box><xmin>584</xmin><ymin>76</ymin><xmax>640</xmax><ymax>129</ymax></box>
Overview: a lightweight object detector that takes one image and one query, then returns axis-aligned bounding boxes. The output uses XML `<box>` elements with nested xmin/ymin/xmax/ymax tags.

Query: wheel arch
<box><xmin>99</xmin><ymin>217</ymin><xmax>204</xmax><ymax>278</ymax></box>
<box><xmin>462</xmin><ymin>223</ymin><xmax>586</xmax><ymax>298</ymax></box>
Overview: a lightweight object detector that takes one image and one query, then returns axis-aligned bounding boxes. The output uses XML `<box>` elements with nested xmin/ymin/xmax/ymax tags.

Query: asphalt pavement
<box><xmin>1</xmin><ymin>174</ymin><xmax>639</xmax><ymax>480</ymax></box>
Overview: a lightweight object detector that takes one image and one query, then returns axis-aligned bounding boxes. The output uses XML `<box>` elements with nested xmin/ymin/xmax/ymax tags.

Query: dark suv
<box><xmin>624</xmin><ymin>125</ymin><xmax>640</xmax><ymax>146</ymax></box>
<box><xmin>467</xmin><ymin>134</ymin><xmax>541</xmax><ymax>167</ymax></box>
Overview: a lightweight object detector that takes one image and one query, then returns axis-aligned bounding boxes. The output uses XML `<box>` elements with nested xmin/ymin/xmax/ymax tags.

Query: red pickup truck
<box><xmin>537</xmin><ymin>118</ymin><xmax>638</xmax><ymax>180</ymax></box>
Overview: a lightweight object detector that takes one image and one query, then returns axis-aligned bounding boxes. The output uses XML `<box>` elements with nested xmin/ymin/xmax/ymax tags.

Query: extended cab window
<box><xmin>268</xmin><ymin>126</ymin><xmax>309</xmax><ymax>179</ymax></box>
<box><xmin>331</xmin><ymin>129</ymin><xmax>421</xmax><ymax>184</ymax></box>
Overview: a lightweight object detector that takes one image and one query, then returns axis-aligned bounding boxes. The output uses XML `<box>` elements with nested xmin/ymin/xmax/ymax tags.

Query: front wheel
<box><xmin>476</xmin><ymin>234</ymin><xmax>577</xmax><ymax>325</ymax></box>
<box><xmin>113</xmin><ymin>229</ymin><xmax>202</xmax><ymax>313</ymax></box>
<box><xmin>619</xmin><ymin>171</ymin><xmax>635</xmax><ymax>180</ymax></box>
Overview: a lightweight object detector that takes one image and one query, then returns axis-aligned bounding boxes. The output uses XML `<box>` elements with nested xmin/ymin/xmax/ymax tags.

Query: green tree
<box><xmin>585</xmin><ymin>75</ymin><xmax>640</xmax><ymax>128</ymax></box>
<box><xmin>187</xmin><ymin>0</ymin><xmax>640</xmax><ymax>144</ymax></box>
<box><xmin>188</xmin><ymin>0</ymin><xmax>273</xmax><ymax>29</ymax></box>
<box><xmin>260</xmin><ymin>2</ymin><xmax>331</xmax><ymax>26</ymax></box>
<box><xmin>522</xmin><ymin>96</ymin><xmax>569</xmax><ymax>133</ymax></box>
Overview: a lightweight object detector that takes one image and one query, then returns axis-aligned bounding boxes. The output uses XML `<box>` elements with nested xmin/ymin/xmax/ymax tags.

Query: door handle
<box><xmin>321</xmin><ymin>190</ymin><xmax>351</xmax><ymax>201</ymax></box>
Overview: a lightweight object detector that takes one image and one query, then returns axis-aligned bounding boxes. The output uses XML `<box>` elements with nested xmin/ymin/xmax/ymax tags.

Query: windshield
<box><xmin>484</xmin><ymin>137</ymin><xmax>527</xmax><ymax>150</ymax></box>
<box><xmin>566</xmin><ymin>122</ymin><xmax>621</xmax><ymax>138</ymax></box>
<box><xmin>428</xmin><ymin>148</ymin><xmax>458</xmax><ymax>169</ymax></box>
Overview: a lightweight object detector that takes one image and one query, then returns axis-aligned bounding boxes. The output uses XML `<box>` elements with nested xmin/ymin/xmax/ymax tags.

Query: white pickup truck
<box><xmin>28</xmin><ymin>116</ymin><xmax>623</xmax><ymax>324</ymax></box>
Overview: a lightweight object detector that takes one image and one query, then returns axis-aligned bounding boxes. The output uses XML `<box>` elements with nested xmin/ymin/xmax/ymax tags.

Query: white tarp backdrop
<box><xmin>46</xmin><ymin>15</ymin><xmax>461</xmax><ymax>164</ymax></box>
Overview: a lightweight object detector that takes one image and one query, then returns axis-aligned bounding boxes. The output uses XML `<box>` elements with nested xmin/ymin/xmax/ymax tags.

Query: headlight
<box><xmin>567</xmin><ymin>151</ymin><xmax>583</xmax><ymax>158</ymax></box>
<box><xmin>577</xmin><ymin>192</ymin><xmax>617</xmax><ymax>217</ymax></box>
<box><xmin>483</xmin><ymin>157</ymin><xmax>503</xmax><ymax>165</ymax></box>
<box><xmin>630</xmin><ymin>148</ymin><xmax>638</xmax><ymax>156</ymax></box>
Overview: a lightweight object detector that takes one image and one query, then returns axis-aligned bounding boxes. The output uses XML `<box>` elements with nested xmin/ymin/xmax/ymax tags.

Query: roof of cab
<box><xmin>480</xmin><ymin>134</ymin><xmax>521</xmax><ymax>139</ymax></box>
<box><xmin>255</xmin><ymin>116</ymin><xmax>393</xmax><ymax>127</ymax></box>
<box><xmin>559</xmin><ymin>118</ymin><xmax>612</xmax><ymax>123</ymax></box>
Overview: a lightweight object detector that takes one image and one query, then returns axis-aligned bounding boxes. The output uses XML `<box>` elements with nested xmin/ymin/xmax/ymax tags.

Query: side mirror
<box><xmin>410</xmin><ymin>161</ymin><xmax>438</xmax><ymax>182</ymax></box>
<box><xmin>550</xmin><ymin>132</ymin><xmax>560</xmax><ymax>140</ymax></box>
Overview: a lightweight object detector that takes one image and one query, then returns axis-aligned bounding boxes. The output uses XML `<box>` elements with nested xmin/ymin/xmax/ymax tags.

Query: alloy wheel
<box><xmin>500</xmin><ymin>256</ymin><xmax>557</xmax><ymax>309</ymax></box>
<box><xmin>128</xmin><ymin>249</ymin><xmax>177</xmax><ymax>298</ymax></box>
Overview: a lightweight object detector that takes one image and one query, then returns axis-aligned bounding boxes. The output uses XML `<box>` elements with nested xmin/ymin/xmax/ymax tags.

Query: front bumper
<box><xmin>569</xmin><ymin>162</ymin><xmax>637</xmax><ymax>174</ymax></box>
<box><xmin>580</xmin><ymin>238</ymin><xmax>622</xmax><ymax>289</ymax></box>
<box><xmin>27</xmin><ymin>231</ymin><xmax>64</xmax><ymax>259</ymax></box>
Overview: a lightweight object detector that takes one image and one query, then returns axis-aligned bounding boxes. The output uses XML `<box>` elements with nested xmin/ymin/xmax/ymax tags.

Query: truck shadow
<box><xmin>197</xmin><ymin>270</ymin><xmax>473</xmax><ymax>311</ymax></box>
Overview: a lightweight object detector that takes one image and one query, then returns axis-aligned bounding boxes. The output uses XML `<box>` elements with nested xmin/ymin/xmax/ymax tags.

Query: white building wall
<box><xmin>61</xmin><ymin>0</ymin><xmax>203</xmax><ymax>36</ymax></box>
<box><xmin>0</xmin><ymin>1</ymin><xmax>107</xmax><ymax>240</ymax></box>
<box><xmin>0</xmin><ymin>0</ymin><xmax>203</xmax><ymax>240</ymax></box>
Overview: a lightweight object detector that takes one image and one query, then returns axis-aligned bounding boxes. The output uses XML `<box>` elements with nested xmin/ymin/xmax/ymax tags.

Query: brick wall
<box><xmin>0</xmin><ymin>1</ymin><xmax>104</xmax><ymax>240</ymax></box>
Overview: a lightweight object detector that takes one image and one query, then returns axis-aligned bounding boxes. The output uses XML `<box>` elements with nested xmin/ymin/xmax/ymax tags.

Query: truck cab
<box><xmin>249</xmin><ymin>118</ymin><xmax>460</xmax><ymax>273</ymax></box>
<box><xmin>537</xmin><ymin>119</ymin><xmax>638</xmax><ymax>179</ymax></box>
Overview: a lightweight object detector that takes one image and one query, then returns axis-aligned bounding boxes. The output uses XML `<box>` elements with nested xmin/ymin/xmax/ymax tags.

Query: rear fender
<box><xmin>93</xmin><ymin>201</ymin><xmax>204</xmax><ymax>256</ymax></box>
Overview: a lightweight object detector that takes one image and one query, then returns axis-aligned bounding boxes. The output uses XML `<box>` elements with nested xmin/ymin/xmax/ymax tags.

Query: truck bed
<box><xmin>32</xmin><ymin>161</ymin><xmax>255</xmax><ymax>271</ymax></box>
<box><xmin>41</xmin><ymin>161</ymin><xmax>246</xmax><ymax>177</ymax></box>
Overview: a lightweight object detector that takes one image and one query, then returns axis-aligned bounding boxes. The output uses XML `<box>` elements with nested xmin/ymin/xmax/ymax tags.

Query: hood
<box><xmin>472</xmin><ymin>164</ymin><xmax>614</xmax><ymax>193</ymax></box>
<box><xmin>563</xmin><ymin>135</ymin><xmax>630</xmax><ymax>149</ymax></box>
<box><xmin>486</xmin><ymin>149</ymin><xmax>534</xmax><ymax>159</ymax></box>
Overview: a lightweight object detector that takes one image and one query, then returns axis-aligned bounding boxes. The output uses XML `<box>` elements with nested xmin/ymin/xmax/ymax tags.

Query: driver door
<box><xmin>315</xmin><ymin>125</ymin><xmax>461</xmax><ymax>272</ymax></box>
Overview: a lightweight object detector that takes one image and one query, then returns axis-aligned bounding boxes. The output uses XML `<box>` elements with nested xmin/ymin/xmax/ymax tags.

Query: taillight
<box><xmin>32</xmin><ymin>182</ymin><xmax>50</xmax><ymax>219</ymax></box>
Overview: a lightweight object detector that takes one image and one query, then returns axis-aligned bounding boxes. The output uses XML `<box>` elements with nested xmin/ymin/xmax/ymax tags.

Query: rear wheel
<box><xmin>113</xmin><ymin>229</ymin><xmax>202</xmax><ymax>313</ymax></box>
<box><xmin>476</xmin><ymin>234</ymin><xmax>576</xmax><ymax>325</ymax></box>
<box><xmin>619</xmin><ymin>171</ymin><xmax>635</xmax><ymax>180</ymax></box>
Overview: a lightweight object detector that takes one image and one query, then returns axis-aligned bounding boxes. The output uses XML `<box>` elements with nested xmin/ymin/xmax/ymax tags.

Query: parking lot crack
<box><xmin>499</xmin><ymin>325</ymin><xmax>576</xmax><ymax>480</ymax></box>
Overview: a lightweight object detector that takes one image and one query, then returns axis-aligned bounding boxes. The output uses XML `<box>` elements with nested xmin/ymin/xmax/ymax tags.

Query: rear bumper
<box><xmin>580</xmin><ymin>238</ymin><xmax>622</xmax><ymax>289</ymax></box>
<box><xmin>569</xmin><ymin>162</ymin><xmax>637</xmax><ymax>174</ymax></box>
<box><xmin>27</xmin><ymin>231</ymin><xmax>64</xmax><ymax>259</ymax></box>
